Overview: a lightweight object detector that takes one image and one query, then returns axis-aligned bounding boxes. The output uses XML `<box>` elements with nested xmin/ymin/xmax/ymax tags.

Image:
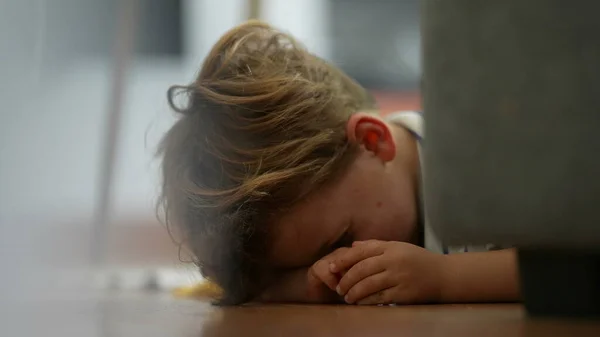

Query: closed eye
<box><xmin>314</xmin><ymin>223</ymin><xmax>354</xmax><ymax>261</ymax></box>
<box><xmin>331</xmin><ymin>230</ymin><xmax>353</xmax><ymax>250</ymax></box>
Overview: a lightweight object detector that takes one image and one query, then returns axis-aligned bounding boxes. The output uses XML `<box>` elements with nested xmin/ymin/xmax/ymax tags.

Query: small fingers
<box><xmin>352</xmin><ymin>239</ymin><xmax>384</xmax><ymax>247</ymax></box>
<box><xmin>344</xmin><ymin>272</ymin><xmax>396</xmax><ymax>304</ymax></box>
<box><xmin>310</xmin><ymin>259</ymin><xmax>338</xmax><ymax>291</ymax></box>
<box><xmin>336</xmin><ymin>256</ymin><xmax>385</xmax><ymax>296</ymax></box>
<box><xmin>355</xmin><ymin>285</ymin><xmax>399</xmax><ymax>305</ymax></box>
<box><xmin>329</xmin><ymin>241</ymin><xmax>385</xmax><ymax>273</ymax></box>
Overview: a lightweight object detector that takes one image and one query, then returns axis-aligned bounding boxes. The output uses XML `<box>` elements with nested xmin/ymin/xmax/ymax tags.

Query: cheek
<box><xmin>354</xmin><ymin>218</ymin><xmax>398</xmax><ymax>242</ymax></box>
<box><xmin>356</xmin><ymin>196</ymin><xmax>417</xmax><ymax>242</ymax></box>
<box><xmin>269</xmin><ymin>226</ymin><xmax>322</xmax><ymax>268</ymax></box>
<box><xmin>346</xmin><ymin>170</ymin><xmax>416</xmax><ymax>241</ymax></box>
<box><xmin>352</xmin><ymin>203</ymin><xmax>397</xmax><ymax>241</ymax></box>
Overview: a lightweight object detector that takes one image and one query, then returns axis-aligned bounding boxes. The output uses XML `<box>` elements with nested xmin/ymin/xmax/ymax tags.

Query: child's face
<box><xmin>268</xmin><ymin>114</ymin><xmax>420</xmax><ymax>269</ymax></box>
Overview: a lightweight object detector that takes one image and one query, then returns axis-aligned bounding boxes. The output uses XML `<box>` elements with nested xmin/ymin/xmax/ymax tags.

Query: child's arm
<box><xmin>330</xmin><ymin>241</ymin><xmax>520</xmax><ymax>305</ymax></box>
<box><xmin>440</xmin><ymin>248</ymin><xmax>520</xmax><ymax>303</ymax></box>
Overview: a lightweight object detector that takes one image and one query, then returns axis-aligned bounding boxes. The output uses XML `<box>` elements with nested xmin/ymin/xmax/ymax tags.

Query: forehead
<box><xmin>268</xmin><ymin>182</ymin><xmax>351</xmax><ymax>268</ymax></box>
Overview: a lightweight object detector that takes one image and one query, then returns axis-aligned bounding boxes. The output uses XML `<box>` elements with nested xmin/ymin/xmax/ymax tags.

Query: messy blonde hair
<box><xmin>158</xmin><ymin>21</ymin><xmax>376</xmax><ymax>304</ymax></box>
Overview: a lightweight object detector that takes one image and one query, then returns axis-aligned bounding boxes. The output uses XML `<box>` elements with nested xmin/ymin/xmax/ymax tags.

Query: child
<box><xmin>158</xmin><ymin>21</ymin><xmax>520</xmax><ymax>305</ymax></box>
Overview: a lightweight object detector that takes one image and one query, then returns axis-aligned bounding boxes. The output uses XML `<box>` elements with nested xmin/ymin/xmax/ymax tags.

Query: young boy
<box><xmin>158</xmin><ymin>21</ymin><xmax>520</xmax><ymax>305</ymax></box>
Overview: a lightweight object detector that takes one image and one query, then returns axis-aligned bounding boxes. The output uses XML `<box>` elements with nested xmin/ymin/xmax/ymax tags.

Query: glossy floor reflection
<box><xmin>3</xmin><ymin>292</ymin><xmax>600</xmax><ymax>337</ymax></box>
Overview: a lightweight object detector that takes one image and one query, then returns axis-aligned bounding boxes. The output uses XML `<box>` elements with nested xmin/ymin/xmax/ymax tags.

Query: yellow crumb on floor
<box><xmin>172</xmin><ymin>280</ymin><xmax>223</xmax><ymax>300</ymax></box>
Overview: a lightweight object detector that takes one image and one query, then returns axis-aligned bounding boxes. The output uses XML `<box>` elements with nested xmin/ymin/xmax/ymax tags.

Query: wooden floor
<box><xmin>5</xmin><ymin>292</ymin><xmax>600</xmax><ymax>337</ymax></box>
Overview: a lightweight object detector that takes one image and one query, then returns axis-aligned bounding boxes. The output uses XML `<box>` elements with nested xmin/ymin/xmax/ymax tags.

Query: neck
<box><xmin>390</xmin><ymin>123</ymin><xmax>422</xmax><ymax>246</ymax></box>
<box><xmin>391</xmin><ymin>124</ymin><xmax>420</xmax><ymax>188</ymax></box>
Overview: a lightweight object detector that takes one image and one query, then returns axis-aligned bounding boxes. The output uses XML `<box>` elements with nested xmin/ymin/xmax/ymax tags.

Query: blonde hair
<box><xmin>158</xmin><ymin>21</ymin><xmax>376</xmax><ymax>304</ymax></box>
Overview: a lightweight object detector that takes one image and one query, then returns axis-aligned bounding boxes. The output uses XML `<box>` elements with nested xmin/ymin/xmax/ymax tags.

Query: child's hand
<box><xmin>329</xmin><ymin>240</ymin><xmax>444</xmax><ymax>305</ymax></box>
<box><xmin>306</xmin><ymin>265</ymin><xmax>339</xmax><ymax>302</ymax></box>
<box><xmin>307</xmin><ymin>247</ymin><xmax>352</xmax><ymax>302</ymax></box>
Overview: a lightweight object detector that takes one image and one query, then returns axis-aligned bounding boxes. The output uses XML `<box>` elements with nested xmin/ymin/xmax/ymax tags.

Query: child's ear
<box><xmin>346</xmin><ymin>113</ymin><xmax>396</xmax><ymax>162</ymax></box>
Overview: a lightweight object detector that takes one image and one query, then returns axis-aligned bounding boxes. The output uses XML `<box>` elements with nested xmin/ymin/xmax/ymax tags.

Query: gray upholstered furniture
<box><xmin>422</xmin><ymin>0</ymin><xmax>600</xmax><ymax>317</ymax></box>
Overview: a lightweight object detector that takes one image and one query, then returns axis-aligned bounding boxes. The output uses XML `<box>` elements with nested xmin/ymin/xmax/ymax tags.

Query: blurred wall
<box><xmin>0</xmin><ymin>0</ymin><xmax>332</xmax><ymax>231</ymax></box>
<box><xmin>1</xmin><ymin>0</ymin><xmax>178</xmax><ymax>227</ymax></box>
<box><xmin>331</xmin><ymin>0</ymin><xmax>420</xmax><ymax>89</ymax></box>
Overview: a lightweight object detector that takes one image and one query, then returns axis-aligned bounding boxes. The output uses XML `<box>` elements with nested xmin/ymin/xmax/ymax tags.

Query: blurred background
<box><xmin>0</xmin><ymin>0</ymin><xmax>421</xmax><ymax>303</ymax></box>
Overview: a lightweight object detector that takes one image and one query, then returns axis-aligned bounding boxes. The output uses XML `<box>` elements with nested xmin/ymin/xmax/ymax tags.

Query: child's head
<box><xmin>158</xmin><ymin>21</ymin><xmax>419</xmax><ymax>304</ymax></box>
